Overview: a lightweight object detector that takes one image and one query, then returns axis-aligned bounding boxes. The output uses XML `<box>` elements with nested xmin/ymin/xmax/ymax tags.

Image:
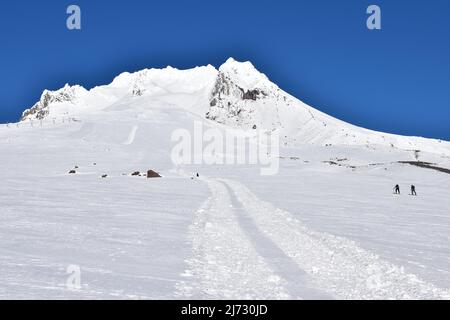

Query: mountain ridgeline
<box><xmin>20</xmin><ymin>58</ymin><xmax>450</xmax><ymax>156</ymax></box>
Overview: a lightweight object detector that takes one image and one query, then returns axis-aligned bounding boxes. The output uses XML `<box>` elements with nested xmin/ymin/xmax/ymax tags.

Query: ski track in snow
<box><xmin>219</xmin><ymin>178</ymin><xmax>450</xmax><ymax>300</ymax></box>
<box><xmin>176</xmin><ymin>178</ymin><xmax>290</xmax><ymax>300</ymax></box>
<box><xmin>123</xmin><ymin>125</ymin><xmax>138</xmax><ymax>145</ymax></box>
<box><xmin>222</xmin><ymin>183</ymin><xmax>330</xmax><ymax>300</ymax></box>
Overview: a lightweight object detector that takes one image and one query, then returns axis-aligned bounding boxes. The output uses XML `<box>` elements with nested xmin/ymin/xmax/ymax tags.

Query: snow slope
<box><xmin>1</xmin><ymin>58</ymin><xmax>450</xmax><ymax>299</ymax></box>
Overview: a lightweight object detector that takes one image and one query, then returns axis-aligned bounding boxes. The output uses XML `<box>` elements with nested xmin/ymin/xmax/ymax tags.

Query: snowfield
<box><xmin>1</xmin><ymin>58</ymin><xmax>450</xmax><ymax>299</ymax></box>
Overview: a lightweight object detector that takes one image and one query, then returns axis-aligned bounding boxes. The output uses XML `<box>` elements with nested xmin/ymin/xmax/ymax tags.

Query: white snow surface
<box><xmin>1</xmin><ymin>58</ymin><xmax>450</xmax><ymax>299</ymax></box>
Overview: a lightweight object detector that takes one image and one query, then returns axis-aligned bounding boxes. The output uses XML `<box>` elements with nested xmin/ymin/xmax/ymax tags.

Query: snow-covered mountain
<box><xmin>2</xmin><ymin>58</ymin><xmax>450</xmax><ymax>299</ymax></box>
<box><xmin>20</xmin><ymin>58</ymin><xmax>450</xmax><ymax>156</ymax></box>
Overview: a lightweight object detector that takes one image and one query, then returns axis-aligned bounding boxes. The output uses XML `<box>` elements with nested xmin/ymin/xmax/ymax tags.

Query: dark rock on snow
<box><xmin>147</xmin><ymin>170</ymin><xmax>161</xmax><ymax>178</ymax></box>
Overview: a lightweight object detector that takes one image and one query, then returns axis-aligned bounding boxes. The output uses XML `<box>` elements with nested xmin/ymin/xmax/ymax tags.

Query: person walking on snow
<box><xmin>393</xmin><ymin>184</ymin><xmax>400</xmax><ymax>194</ymax></box>
<box><xmin>411</xmin><ymin>185</ymin><xmax>417</xmax><ymax>196</ymax></box>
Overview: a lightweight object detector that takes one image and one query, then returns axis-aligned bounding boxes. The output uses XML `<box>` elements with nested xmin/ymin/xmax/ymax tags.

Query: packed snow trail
<box><xmin>176</xmin><ymin>178</ymin><xmax>290</xmax><ymax>299</ymax></box>
<box><xmin>220</xmin><ymin>178</ymin><xmax>450</xmax><ymax>300</ymax></box>
<box><xmin>123</xmin><ymin>125</ymin><xmax>138</xmax><ymax>145</ymax></box>
<box><xmin>223</xmin><ymin>183</ymin><xmax>330</xmax><ymax>299</ymax></box>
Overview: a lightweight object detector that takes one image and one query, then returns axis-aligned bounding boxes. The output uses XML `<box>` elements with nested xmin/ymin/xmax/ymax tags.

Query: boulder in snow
<box><xmin>147</xmin><ymin>170</ymin><xmax>161</xmax><ymax>178</ymax></box>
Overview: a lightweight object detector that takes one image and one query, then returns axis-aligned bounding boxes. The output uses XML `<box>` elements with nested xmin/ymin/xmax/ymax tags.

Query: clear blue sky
<box><xmin>1</xmin><ymin>0</ymin><xmax>449</xmax><ymax>140</ymax></box>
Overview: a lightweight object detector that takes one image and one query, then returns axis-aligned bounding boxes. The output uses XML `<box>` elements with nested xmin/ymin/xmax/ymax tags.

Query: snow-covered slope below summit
<box><xmin>2</xmin><ymin>58</ymin><xmax>450</xmax><ymax>298</ymax></box>
<box><xmin>2</xmin><ymin>101</ymin><xmax>450</xmax><ymax>299</ymax></box>
<box><xmin>20</xmin><ymin>58</ymin><xmax>450</xmax><ymax>156</ymax></box>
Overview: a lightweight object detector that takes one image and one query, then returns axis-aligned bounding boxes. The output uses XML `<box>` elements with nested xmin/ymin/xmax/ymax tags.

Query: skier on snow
<box><xmin>393</xmin><ymin>184</ymin><xmax>400</xmax><ymax>194</ymax></box>
<box><xmin>411</xmin><ymin>185</ymin><xmax>417</xmax><ymax>196</ymax></box>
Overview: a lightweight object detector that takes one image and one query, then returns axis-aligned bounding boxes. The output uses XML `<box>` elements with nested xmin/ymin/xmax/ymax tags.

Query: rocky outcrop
<box><xmin>130</xmin><ymin>71</ymin><xmax>147</xmax><ymax>97</ymax></box>
<box><xmin>242</xmin><ymin>89</ymin><xmax>261</xmax><ymax>101</ymax></box>
<box><xmin>205</xmin><ymin>59</ymin><xmax>275</xmax><ymax>128</ymax></box>
<box><xmin>207</xmin><ymin>73</ymin><xmax>257</xmax><ymax>123</ymax></box>
<box><xmin>20</xmin><ymin>84</ymin><xmax>86</xmax><ymax>121</ymax></box>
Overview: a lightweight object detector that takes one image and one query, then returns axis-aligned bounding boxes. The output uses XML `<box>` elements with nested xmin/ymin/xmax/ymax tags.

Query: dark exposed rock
<box><xmin>242</xmin><ymin>89</ymin><xmax>260</xmax><ymax>100</ymax></box>
<box><xmin>147</xmin><ymin>170</ymin><xmax>161</xmax><ymax>178</ymax></box>
<box><xmin>324</xmin><ymin>161</ymin><xmax>339</xmax><ymax>166</ymax></box>
<box><xmin>132</xmin><ymin>86</ymin><xmax>144</xmax><ymax>97</ymax></box>
<box><xmin>398</xmin><ymin>161</ymin><xmax>450</xmax><ymax>175</ymax></box>
<box><xmin>68</xmin><ymin>170</ymin><xmax>76</xmax><ymax>174</ymax></box>
<box><xmin>131</xmin><ymin>171</ymin><xmax>140</xmax><ymax>176</ymax></box>
<box><xmin>101</xmin><ymin>174</ymin><xmax>108</xmax><ymax>178</ymax></box>
<box><xmin>205</xmin><ymin>112</ymin><xmax>216</xmax><ymax>121</ymax></box>
<box><xmin>20</xmin><ymin>85</ymin><xmax>82</xmax><ymax>121</ymax></box>
<box><xmin>21</xmin><ymin>105</ymin><xmax>49</xmax><ymax>121</ymax></box>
